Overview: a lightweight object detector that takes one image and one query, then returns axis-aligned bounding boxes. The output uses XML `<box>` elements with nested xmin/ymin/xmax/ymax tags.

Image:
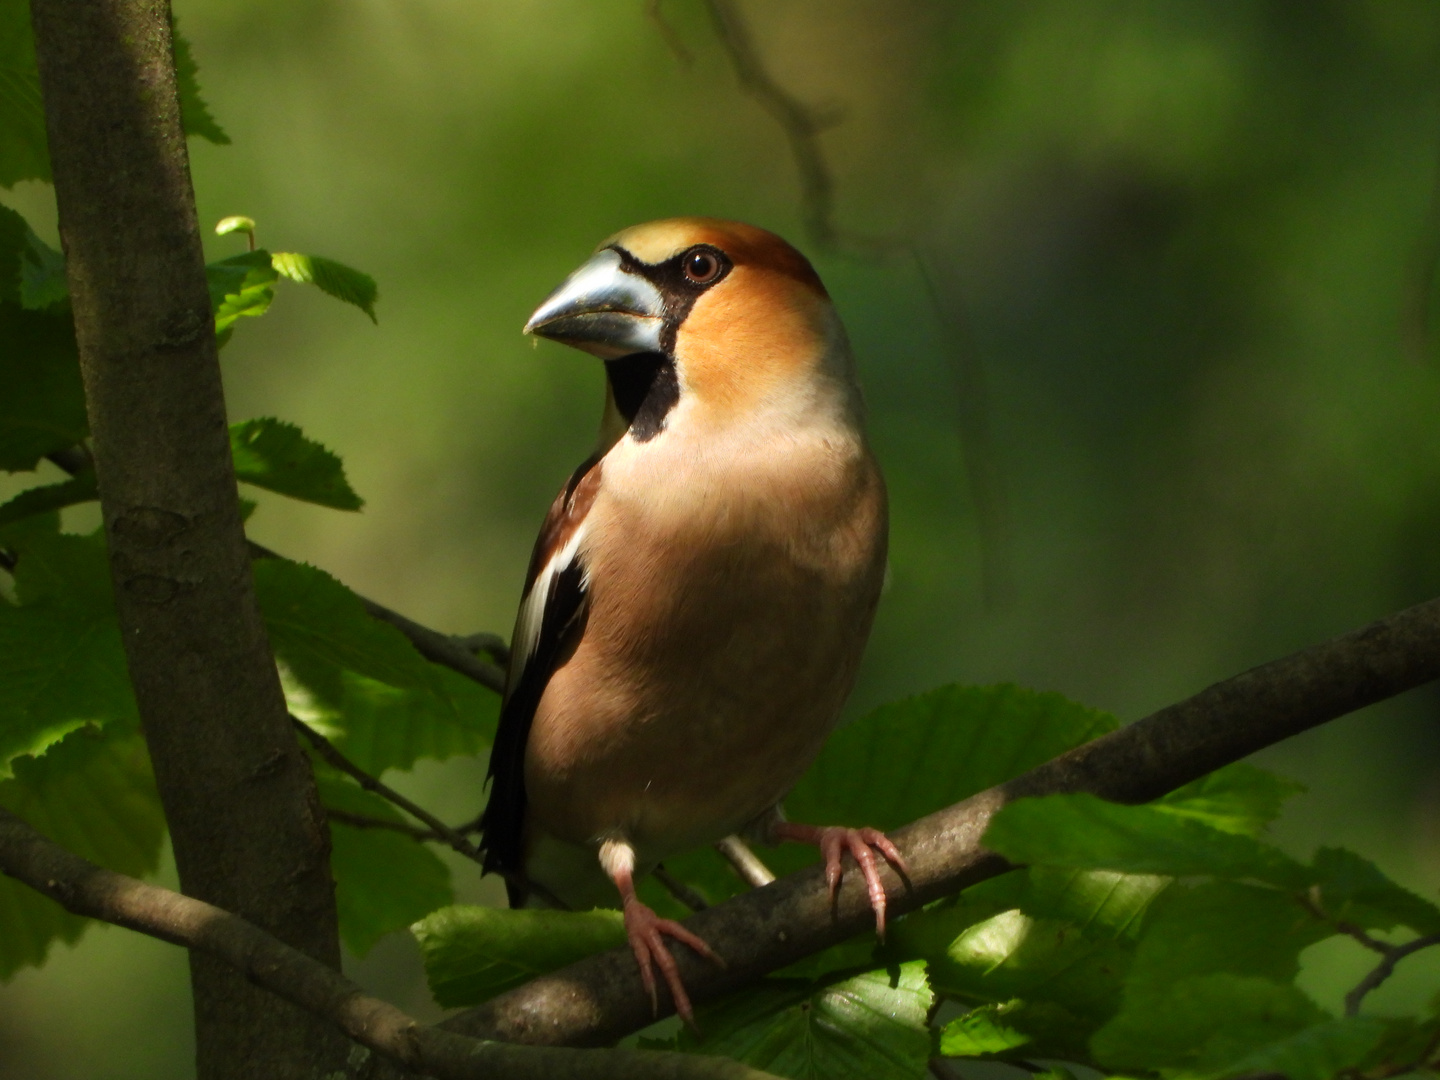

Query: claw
<box><xmin>773</xmin><ymin>822</ymin><xmax>909</xmax><ymax>940</ymax></box>
<box><xmin>623</xmin><ymin>897</ymin><xmax>724</xmax><ymax>1027</ymax></box>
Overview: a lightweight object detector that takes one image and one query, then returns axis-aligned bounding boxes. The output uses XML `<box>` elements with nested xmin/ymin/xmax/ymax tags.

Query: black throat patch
<box><xmin>605</xmin><ymin>352</ymin><xmax>679</xmax><ymax>442</ymax></box>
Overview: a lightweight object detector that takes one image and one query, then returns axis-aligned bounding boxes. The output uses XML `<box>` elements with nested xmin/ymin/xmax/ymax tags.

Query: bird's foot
<box><xmin>623</xmin><ymin>896</ymin><xmax>723</xmax><ymax>1027</ymax></box>
<box><xmin>772</xmin><ymin>822</ymin><xmax>908</xmax><ymax>939</ymax></box>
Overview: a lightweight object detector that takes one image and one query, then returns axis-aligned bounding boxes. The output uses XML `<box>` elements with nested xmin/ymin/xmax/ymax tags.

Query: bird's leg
<box><xmin>767</xmin><ymin>820</ymin><xmax>909</xmax><ymax>939</ymax></box>
<box><xmin>599</xmin><ymin>838</ymin><xmax>723</xmax><ymax>1027</ymax></box>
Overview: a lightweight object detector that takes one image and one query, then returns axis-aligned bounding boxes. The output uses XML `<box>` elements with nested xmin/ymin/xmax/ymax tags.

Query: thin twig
<box><xmin>654</xmin><ymin>865</ymin><xmax>710</xmax><ymax>912</ymax></box>
<box><xmin>704</xmin><ymin>0</ymin><xmax>840</xmax><ymax>252</ymax></box>
<box><xmin>1345</xmin><ymin>932</ymin><xmax>1440</xmax><ymax>1017</ymax></box>
<box><xmin>646</xmin><ymin>0</ymin><xmax>694</xmax><ymax>66</ymax></box>
<box><xmin>252</xmin><ymin>538</ymin><xmax>509</xmax><ymax>694</ymax></box>
<box><xmin>325</xmin><ymin>808</ymin><xmax>482</xmax><ymax>843</ymax></box>
<box><xmin>290</xmin><ymin>715</ymin><xmax>482</xmax><ymax>861</ymax></box>
<box><xmin>1297</xmin><ymin>891</ymin><xmax>1392</xmax><ymax>955</ymax></box>
<box><xmin>715</xmin><ymin>834</ymin><xmax>776</xmax><ymax>888</ymax></box>
<box><xmin>0</xmin><ymin>807</ymin><xmax>781</xmax><ymax>1080</ymax></box>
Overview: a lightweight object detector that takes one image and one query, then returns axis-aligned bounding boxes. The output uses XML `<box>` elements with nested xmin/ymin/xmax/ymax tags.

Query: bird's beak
<box><xmin>524</xmin><ymin>248</ymin><xmax>666</xmax><ymax>360</ymax></box>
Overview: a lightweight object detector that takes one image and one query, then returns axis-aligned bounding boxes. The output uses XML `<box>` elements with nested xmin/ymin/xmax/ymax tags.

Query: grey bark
<box><xmin>26</xmin><ymin>2</ymin><xmax>350</xmax><ymax>1076</ymax></box>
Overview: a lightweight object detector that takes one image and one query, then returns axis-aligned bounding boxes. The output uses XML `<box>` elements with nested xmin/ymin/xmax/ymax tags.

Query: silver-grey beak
<box><xmin>523</xmin><ymin>248</ymin><xmax>665</xmax><ymax>360</ymax></box>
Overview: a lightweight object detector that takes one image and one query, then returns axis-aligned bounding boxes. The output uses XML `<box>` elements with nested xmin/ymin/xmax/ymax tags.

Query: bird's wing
<box><xmin>479</xmin><ymin>455</ymin><xmax>602</xmax><ymax>884</ymax></box>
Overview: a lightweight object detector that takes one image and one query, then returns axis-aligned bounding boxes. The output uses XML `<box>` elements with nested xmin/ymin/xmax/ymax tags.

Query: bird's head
<box><xmin>524</xmin><ymin>218</ymin><xmax>855</xmax><ymax>438</ymax></box>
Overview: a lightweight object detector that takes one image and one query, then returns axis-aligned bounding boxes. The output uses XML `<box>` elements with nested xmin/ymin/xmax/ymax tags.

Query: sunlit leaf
<box><xmin>207</xmin><ymin>249</ymin><xmax>277</xmax><ymax>342</ymax></box>
<box><xmin>230</xmin><ymin>417</ymin><xmax>363</xmax><ymax>511</ymax></box>
<box><xmin>0</xmin><ymin>725</ymin><xmax>162</xmax><ymax>978</ymax></box>
<box><xmin>983</xmin><ymin>793</ymin><xmax>1314</xmax><ymax>889</ymax></box>
<box><xmin>938</xmin><ymin>1000</ymin><xmax>1032</xmax><ymax>1056</ymax></box>
<box><xmin>901</xmin><ymin>904</ymin><xmax>1129</xmax><ymax>1058</ymax></box>
<box><xmin>1155</xmin><ymin>762</ymin><xmax>1305</xmax><ymax>837</ymax></box>
<box><xmin>676</xmin><ymin>961</ymin><xmax>934</xmax><ymax>1080</ymax></box>
<box><xmin>412</xmin><ymin>904</ymin><xmax>626</xmax><ymax>1007</ymax></box>
<box><xmin>316</xmin><ymin>771</ymin><xmax>451</xmax><ymax>956</ymax></box>
<box><xmin>272</xmin><ymin>251</ymin><xmax>378</xmax><ymax>322</ymax></box>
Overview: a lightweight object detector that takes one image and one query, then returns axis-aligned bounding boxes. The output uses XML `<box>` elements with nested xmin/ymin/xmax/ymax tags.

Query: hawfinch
<box><xmin>478</xmin><ymin>217</ymin><xmax>904</xmax><ymax>1023</ymax></box>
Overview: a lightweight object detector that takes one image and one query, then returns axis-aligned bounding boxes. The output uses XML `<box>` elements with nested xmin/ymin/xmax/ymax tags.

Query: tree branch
<box><xmin>1345</xmin><ymin>933</ymin><xmax>1440</xmax><ymax>1017</ymax></box>
<box><xmin>27</xmin><ymin>3</ymin><xmax>349</xmax><ymax>1075</ymax></box>
<box><xmin>441</xmin><ymin>594</ymin><xmax>1440</xmax><ymax>1047</ymax></box>
<box><xmin>292</xmin><ymin>716</ymin><xmax>483</xmax><ymax>861</ymax></box>
<box><xmin>714</xmin><ymin>835</ymin><xmax>776</xmax><ymax>888</ymax></box>
<box><xmin>0</xmin><ymin>808</ymin><xmax>780</xmax><ymax>1080</ymax></box>
<box><xmin>324</xmin><ymin>808</ymin><xmax>481</xmax><ymax>843</ymax></box>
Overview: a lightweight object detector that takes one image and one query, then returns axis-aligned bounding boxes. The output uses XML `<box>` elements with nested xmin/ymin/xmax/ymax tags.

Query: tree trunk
<box><xmin>27</xmin><ymin>3</ymin><xmax>352</xmax><ymax>1076</ymax></box>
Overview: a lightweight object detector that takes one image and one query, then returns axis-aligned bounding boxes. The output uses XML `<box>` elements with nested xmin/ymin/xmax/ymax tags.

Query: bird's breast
<box><xmin>523</xmin><ymin>427</ymin><xmax>887</xmax><ymax>864</ymax></box>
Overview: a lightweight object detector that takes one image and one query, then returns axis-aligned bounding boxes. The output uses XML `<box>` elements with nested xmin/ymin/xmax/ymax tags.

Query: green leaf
<box><xmin>171</xmin><ymin>22</ymin><xmax>229</xmax><ymax>146</ymax></box>
<box><xmin>748</xmin><ymin>684</ymin><xmax>1115</xmax><ymax>884</ymax></box>
<box><xmin>412</xmin><ymin>905</ymin><xmax>626</xmax><ymax>1008</ymax></box>
<box><xmin>0</xmin><ymin>202</ymin><xmax>23</xmax><ymax>301</ymax></box>
<box><xmin>790</xmin><ymin>684</ymin><xmax>1116</xmax><ymax>832</ymax></box>
<box><xmin>899</xmin><ymin>904</ymin><xmax>1130</xmax><ymax>1057</ymax></box>
<box><xmin>0</xmin><ymin>525</ymin><xmax>136</xmax><ymax>776</ymax></box>
<box><xmin>315</xmin><ymin>772</ymin><xmax>451</xmax><ymax>956</ymax></box>
<box><xmin>938</xmin><ymin>1000</ymin><xmax>1032</xmax><ymax>1056</ymax></box>
<box><xmin>1199</xmin><ymin>1016</ymin><xmax>1393</xmax><ymax>1080</ymax></box>
<box><xmin>258</xmin><ymin>558</ymin><xmax>496</xmax><ymax>774</ymax></box>
<box><xmin>983</xmin><ymin>793</ymin><xmax>1314</xmax><ymax>889</ymax></box>
<box><xmin>1090</xmin><ymin>974</ymin><xmax>1328</xmax><ymax>1072</ymax></box>
<box><xmin>230</xmin><ymin>417</ymin><xmax>363</xmax><ymax>511</ymax></box>
<box><xmin>1121</xmin><ymin>880</ymin><xmax>1330</xmax><ymax>997</ymax></box>
<box><xmin>1016</xmin><ymin>866</ymin><xmax>1171</xmax><ymax>943</ymax></box>
<box><xmin>207</xmin><ymin>250</ymin><xmax>277</xmax><ymax>343</ymax></box>
<box><xmin>0</xmin><ymin>1</ymin><xmax>48</xmax><ymax>187</ymax></box>
<box><xmin>1155</xmin><ymin>762</ymin><xmax>1306</xmax><ymax>837</ymax></box>
<box><xmin>676</xmin><ymin>961</ymin><xmax>934</xmax><ymax>1080</ymax></box>
<box><xmin>272</xmin><ymin>252</ymin><xmax>378</xmax><ymax>322</ymax></box>
<box><xmin>256</xmin><ymin>558</ymin><xmax>436</xmax><ymax>692</ymax></box>
<box><xmin>0</xmin><ymin>299</ymin><xmax>87</xmax><ymax>471</ymax></box>
<box><xmin>0</xmin><ymin>11</ymin><xmax>225</xmax><ymax>187</ymax></box>
<box><xmin>0</xmin><ymin>725</ymin><xmax>163</xmax><ymax>978</ymax></box>
<box><xmin>1311</xmin><ymin>847</ymin><xmax>1440</xmax><ymax>935</ymax></box>
<box><xmin>0</xmin><ymin>469</ymin><xmax>96</xmax><ymax>529</ymax></box>
<box><xmin>18</xmin><ymin>220</ymin><xmax>66</xmax><ymax>310</ymax></box>
<box><xmin>893</xmin><ymin>865</ymin><xmax>1170</xmax><ymax>1059</ymax></box>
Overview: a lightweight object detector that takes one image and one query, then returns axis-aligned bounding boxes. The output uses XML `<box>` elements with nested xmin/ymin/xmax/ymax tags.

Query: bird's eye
<box><xmin>683</xmin><ymin>249</ymin><xmax>723</xmax><ymax>284</ymax></box>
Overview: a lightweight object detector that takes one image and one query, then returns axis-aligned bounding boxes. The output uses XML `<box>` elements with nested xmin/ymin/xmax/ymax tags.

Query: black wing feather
<box><xmin>478</xmin><ymin>558</ymin><xmax>589</xmax><ymax>904</ymax></box>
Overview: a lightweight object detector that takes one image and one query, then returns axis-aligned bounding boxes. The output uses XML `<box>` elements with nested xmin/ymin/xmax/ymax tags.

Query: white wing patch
<box><xmin>506</xmin><ymin>521</ymin><xmax>589</xmax><ymax>696</ymax></box>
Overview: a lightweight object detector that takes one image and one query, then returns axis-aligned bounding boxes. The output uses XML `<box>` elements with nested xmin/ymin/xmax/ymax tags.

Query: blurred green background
<box><xmin>3</xmin><ymin>1</ymin><xmax>1440</xmax><ymax>1075</ymax></box>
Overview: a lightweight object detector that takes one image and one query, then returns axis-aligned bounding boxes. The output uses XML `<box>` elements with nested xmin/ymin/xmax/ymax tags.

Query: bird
<box><xmin>478</xmin><ymin>217</ymin><xmax>905</xmax><ymax>1024</ymax></box>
